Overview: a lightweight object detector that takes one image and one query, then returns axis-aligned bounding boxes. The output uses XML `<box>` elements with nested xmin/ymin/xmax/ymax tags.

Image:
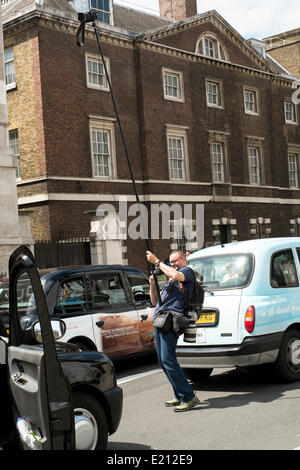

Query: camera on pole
<box><xmin>76</xmin><ymin>10</ymin><xmax>98</xmax><ymax>47</ymax></box>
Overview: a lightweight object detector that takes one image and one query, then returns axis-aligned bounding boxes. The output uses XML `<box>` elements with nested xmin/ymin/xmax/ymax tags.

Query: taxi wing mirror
<box><xmin>33</xmin><ymin>320</ymin><xmax>66</xmax><ymax>343</ymax></box>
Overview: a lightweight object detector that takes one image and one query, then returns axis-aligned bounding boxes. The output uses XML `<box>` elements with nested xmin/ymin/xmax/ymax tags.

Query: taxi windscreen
<box><xmin>0</xmin><ymin>277</ymin><xmax>37</xmax><ymax>313</ymax></box>
<box><xmin>188</xmin><ymin>253</ymin><xmax>253</xmax><ymax>290</ymax></box>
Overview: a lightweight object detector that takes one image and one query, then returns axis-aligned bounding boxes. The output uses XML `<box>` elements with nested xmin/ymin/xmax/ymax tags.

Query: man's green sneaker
<box><xmin>165</xmin><ymin>398</ymin><xmax>181</xmax><ymax>407</ymax></box>
<box><xmin>173</xmin><ymin>395</ymin><xmax>200</xmax><ymax>412</ymax></box>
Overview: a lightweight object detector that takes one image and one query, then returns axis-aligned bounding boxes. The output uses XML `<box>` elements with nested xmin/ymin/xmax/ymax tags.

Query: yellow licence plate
<box><xmin>196</xmin><ymin>312</ymin><xmax>216</xmax><ymax>325</ymax></box>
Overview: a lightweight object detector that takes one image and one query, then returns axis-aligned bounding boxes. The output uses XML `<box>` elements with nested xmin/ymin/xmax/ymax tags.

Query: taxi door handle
<box><xmin>96</xmin><ymin>321</ymin><xmax>104</xmax><ymax>328</ymax></box>
<box><xmin>141</xmin><ymin>314</ymin><xmax>148</xmax><ymax>322</ymax></box>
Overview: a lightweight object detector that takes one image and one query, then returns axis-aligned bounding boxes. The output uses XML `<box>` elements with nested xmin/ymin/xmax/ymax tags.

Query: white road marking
<box><xmin>117</xmin><ymin>368</ymin><xmax>162</xmax><ymax>384</ymax></box>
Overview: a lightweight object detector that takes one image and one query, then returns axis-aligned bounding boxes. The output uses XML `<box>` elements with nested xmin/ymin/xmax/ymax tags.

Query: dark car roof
<box><xmin>39</xmin><ymin>264</ymin><xmax>147</xmax><ymax>282</ymax></box>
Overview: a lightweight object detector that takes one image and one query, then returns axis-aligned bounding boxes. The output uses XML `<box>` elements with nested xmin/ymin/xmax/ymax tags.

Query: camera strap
<box><xmin>76</xmin><ymin>13</ymin><xmax>86</xmax><ymax>47</ymax></box>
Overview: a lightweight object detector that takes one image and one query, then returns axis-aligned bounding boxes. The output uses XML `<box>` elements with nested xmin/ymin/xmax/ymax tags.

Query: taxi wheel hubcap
<box><xmin>286</xmin><ymin>338</ymin><xmax>300</xmax><ymax>372</ymax></box>
<box><xmin>74</xmin><ymin>408</ymin><xmax>98</xmax><ymax>450</ymax></box>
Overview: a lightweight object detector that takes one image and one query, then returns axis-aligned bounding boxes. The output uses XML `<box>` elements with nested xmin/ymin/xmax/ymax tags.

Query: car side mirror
<box><xmin>133</xmin><ymin>290</ymin><xmax>150</xmax><ymax>302</ymax></box>
<box><xmin>33</xmin><ymin>320</ymin><xmax>66</xmax><ymax>343</ymax></box>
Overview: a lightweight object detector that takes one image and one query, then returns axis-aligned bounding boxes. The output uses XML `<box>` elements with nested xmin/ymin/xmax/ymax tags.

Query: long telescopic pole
<box><xmin>91</xmin><ymin>21</ymin><xmax>162</xmax><ymax>305</ymax></box>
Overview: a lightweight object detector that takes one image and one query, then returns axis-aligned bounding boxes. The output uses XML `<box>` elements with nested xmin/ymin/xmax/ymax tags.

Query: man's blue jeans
<box><xmin>154</xmin><ymin>327</ymin><xmax>194</xmax><ymax>402</ymax></box>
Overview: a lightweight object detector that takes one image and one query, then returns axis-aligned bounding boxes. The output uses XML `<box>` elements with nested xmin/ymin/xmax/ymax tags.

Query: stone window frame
<box><xmin>4</xmin><ymin>47</ymin><xmax>16</xmax><ymax>91</ymax></box>
<box><xmin>290</xmin><ymin>218</ymin><xmax>300</xmax><ymax>237</ymax></box>
<box><xmin>195</xmin><ymin>32</ymin><xmax>229</xmax><ymax>61</ymax></box>
<box><xmin>284</xmin><ymin>99</ymin><xmax>298</xmax><ymax>125</ymax></box>
<box><xmin>162</xmin><ymin>68</ymin><xmax>185</xmax><ymax>103</ymax></box>
<box><xmin>249</xmin><ymin>217</ymin><xmax>271</xmax><ymax>238</ymax></box>
<box><xmin>211</xmin><ymin>218</ymin><xmax>238</xmax><ymax>244</ymax></box>
<box><xmin>88</xmin><ymin>115</ymin><xmax>117</xmax><ymax>180</ymax></box>
<box><xmin>85</xmin><ymin>52</ymin><xmax>110</xmax><ymax>92</ymax></box>
<box><xmin>243</xmin><ymin>86</ymin><xmax>260</xmax><ymax>115</ymax></box>
<box><xmin>166</xmin><ymin>124</ymin><xmax>190</xmax><ymax>182</ymax></box>
<box><xmin>205</xmin><ymin>78</ymin><xmax>224</xmax><ymax>109</ymax></box>
<box><xmin>170</xmin><ymin>217</ymin><xmax>198</xmax><ymax>253</ymax></box>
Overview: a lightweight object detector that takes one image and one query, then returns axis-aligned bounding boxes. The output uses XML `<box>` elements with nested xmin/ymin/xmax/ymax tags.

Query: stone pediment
<box><xmin>138</xmin><ymin>10</ymin><xmax>276</xmax><ymax>74</ymax></box>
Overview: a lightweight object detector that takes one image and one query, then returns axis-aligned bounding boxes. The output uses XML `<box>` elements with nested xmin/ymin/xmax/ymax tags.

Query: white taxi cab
<box><xmin>176</xmin><ymin>237</ymin><xmax>300</xmax><ymax>382</ymax></box>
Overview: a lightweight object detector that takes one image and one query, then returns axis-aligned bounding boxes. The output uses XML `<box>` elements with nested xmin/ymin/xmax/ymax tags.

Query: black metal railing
<box><xmin>34</xmin><ymin>238</ymin><xmax>91</xmax><ymax>269</ymax></box>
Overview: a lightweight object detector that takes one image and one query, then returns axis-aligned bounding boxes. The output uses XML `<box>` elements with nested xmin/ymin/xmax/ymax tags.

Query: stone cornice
<box><xmin>2</xmin><ymin>6</ymin><xmax>135</xmax><ymax>49</ymax></box>
<box><xmin>138</xmin><ymin>40</ymin><xmax>293</xmax><ymax>86</ymax></box>
<box><xmin>2</xmin><ymin>5</ymin><xmax>294</xmax><ymax>87</ymax></box>
<box><xmin>266</xmin><ymin>39</ymin><xmax>300</xmax><ymax>52</ymax></box>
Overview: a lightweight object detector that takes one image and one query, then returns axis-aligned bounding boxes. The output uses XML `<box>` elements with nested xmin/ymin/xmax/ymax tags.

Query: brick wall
<box><xmin>6</xmin><ymin>28</ymin><xmax>46</xmax><ymax>179</ymax></box>
<box><xmin>267</xmin><ymin>43</ymin><xmax>300</xmax><ymax>76</ymax></box>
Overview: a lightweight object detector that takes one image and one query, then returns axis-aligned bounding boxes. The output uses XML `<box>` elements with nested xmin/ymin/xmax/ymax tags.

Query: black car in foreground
<box><xmin>0</xmin><ymin>246</ymin><xmax>122</xmax><ymax>450</ymax></box>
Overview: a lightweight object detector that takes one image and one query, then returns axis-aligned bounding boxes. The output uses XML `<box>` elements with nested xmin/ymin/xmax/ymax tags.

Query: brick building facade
<box><xmin>265</xmin><ymin>27</ymin><xmax>300</xmax><ymax>77</ymax></box>
<box><xmin>2</xmin><ymin>0</ymin><xmax>300</xmax><ymax>270</ymax></box>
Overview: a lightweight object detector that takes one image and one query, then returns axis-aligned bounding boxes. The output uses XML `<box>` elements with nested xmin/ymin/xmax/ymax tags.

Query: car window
<box><xmin>271</xmin><ymin>249</ymin><xmax>299</xmax><ymax>288</ymax></box>
<box><xmin>127</xmin><ymin>274</ymin><xmax>150</xmax><ymax>304</ymax></box>
<box><xmin>14</xmin><ymin>275</ymin><xmax>38</xmax><ymax>330</ymax></box>
<box><xmin>55</xmin><ymin>277</ymin><xmax>88</xmax><ymax>315</ymax></box>
<box><xmin>0</xmin><ymin>281</ymin><xmax>9</xmax><ymax>311</ymax></box>
<box><xmin>188</xmin><ymin>254</ymin><xmax>253</xmax><ymax>289</ymax></box>
<box><xmin>88</xmin><ymin>272</ymin><xmax>127</xmax><ymax>308</ymax></box>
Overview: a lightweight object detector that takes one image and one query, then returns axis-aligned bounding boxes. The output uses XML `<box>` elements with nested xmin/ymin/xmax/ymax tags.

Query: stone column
<box><xmin>0</xmin><ymin>7</ymin><xmax>34</xmax><ymax>277</ymax></box>
<box><xmin>89</xmin><ymin>211</ymin><xmax>127</xmax><ymax>266</ymax></box>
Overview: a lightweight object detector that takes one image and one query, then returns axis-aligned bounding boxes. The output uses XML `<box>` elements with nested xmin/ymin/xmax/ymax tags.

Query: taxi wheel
<box><xmin>274</xmin><ymin>328</ymin><xmax>300</xmax><ymax>382</ymax></box>
<box><xmin>72</xmin><ymin>392</ymin><xmax>108</xmax><ymax>450</ymax></box>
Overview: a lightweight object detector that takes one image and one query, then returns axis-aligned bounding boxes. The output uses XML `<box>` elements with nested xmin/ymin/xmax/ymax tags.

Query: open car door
<box><xmin>8</xmin><ymin>246</ymin><xmax>75</xmax><ymax>450</ymax></box>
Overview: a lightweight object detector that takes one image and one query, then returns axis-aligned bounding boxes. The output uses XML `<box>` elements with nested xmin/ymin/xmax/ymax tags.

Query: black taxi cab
<box><xmin>0</xmin><ymin>246</ymin><xmax>122</xmax><ymax>450</ymax></box>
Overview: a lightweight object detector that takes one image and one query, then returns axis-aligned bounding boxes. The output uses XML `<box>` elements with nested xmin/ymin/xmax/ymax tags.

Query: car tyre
<box><xmin>72</xmin><ymin>392</ymin><xmax>108</xmax><ymax>450</ymax></box>
<box><xmin>273</xmin><ymin>328</ymin><xmax>300</xmax><ymax>382</ymax></box>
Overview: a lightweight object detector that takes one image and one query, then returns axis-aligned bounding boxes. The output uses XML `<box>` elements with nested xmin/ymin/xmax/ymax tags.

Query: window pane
<box><xmin>285</xmin><ymin>102</ymin><xmax>296</xmax><ymax>122</ymax></box>
<box><xmin>15</xmin><ymin>275</ymin><xmax>38</xmax><ymax>331</ymax></box>
<box><xmin>271</xmin><ymin>250</ymin><xmax>299</xmax><ymax>288</ymax></box>
<box><xmin>91</xmin><ymin>0</ymin><xmax>111</xmax><ymax>24</ymax></box>
<box><xmin>9</xmin><ymin>129</ymin><xmax>21</xmax><ymax>179</ymax></box>
<box><xmin>212</xmin><ymin>143</ymin><xmax>224</xmax><ymax>182</ymax></box>
<box><xmin>87</xmin><ymin>57</ymin><xmax>106</xmax><ymax>87</ymax></box>
<box><xmin>93</xmin><ymin>130</ymin><xmax>111</xmax><ymax>177</ymax></box>
<box><xmin>127</xmin><ymin>275</ymin><xmax>150</xmax><ymax>304</ymax></box>
<box><xmin>169</xmin><ymin>137</ymin><xmax>185</xmax><ymax>180</ymax></box>
<box><xmin>188</xmin><ymin>254</ymin><xmax>253</xmax><ymax>290</ymax></box>
<box><xmin>171</xmin><ymin>158</ymin><xmax>183</xmax><ymax>179</ymax></box>
<box><xmin>5</xmin><ymin>61</ymin><xmax>15</xmax><ymax>86</ymax></box>
<box><xmin>245</xmin><ymin>91</ymin><xmax>256</xmax><ymax>112</ymax></box>
<box><xmin>204</xmin><ymin>38</ymin><xmax>214</xmax><ymax>57</ymax></box>
<box><xmin>207</xmin><ymin>81</ymin><xmax>220</xmax><ymax>105</ymax></box>
<box><xmin>88</xmin><ymin>272</ymin><xmax>127</xmax><ymax>308</ymax></box>
<box><xmin>55</xmin><ymin>278</ymin><xmax>88</xmax><ymax>315</ymax></box>
<box><xmin>249</xmin><ymin>147</ymin><xmax>260</xmax><ymax>184</ymax></box>
<box><xmin>289</xmin><ymin>153</ymin><xmax>298</xmax><ymax>187</ymax></box>
<box><xmin>4</xmin><ymin>47</ymin><xmax>13</xmax><ymax>62</ymax></box>
<box><xmin>164</xmin><ymin>73</ymin><xmax>179</xmax><ymax>98</ymax></box>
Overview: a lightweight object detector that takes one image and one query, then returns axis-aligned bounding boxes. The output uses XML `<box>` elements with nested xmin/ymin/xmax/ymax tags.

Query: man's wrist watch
<box><xmin>154</xmin><ymin>259</ymin><xmax>161</xmax><ymax>269</ymax></box>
